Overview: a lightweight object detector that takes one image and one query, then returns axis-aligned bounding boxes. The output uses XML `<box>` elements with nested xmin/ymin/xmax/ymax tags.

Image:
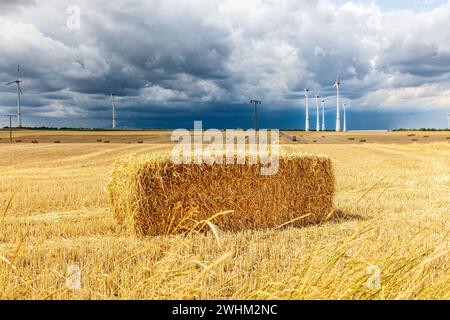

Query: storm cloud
<box><xmin>0</xmin><ymin>0</ymin><xmax>450</xmax><ymax>129</ymax></box>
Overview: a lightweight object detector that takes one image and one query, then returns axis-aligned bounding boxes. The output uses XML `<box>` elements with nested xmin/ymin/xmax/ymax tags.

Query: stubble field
<box><xmin>0</xmin><ymin>130</ymin><xmax>449</xmax><ymax>299</ymax></box>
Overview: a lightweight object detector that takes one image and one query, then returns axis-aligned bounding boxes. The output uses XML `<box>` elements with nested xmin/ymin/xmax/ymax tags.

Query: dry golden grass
<box><xmin>0</xmin><ymin>144</ymin><xmax>170</xmax><ymax>216</ymax></box>
<box><xmin>109</xmin><ymin>153</ymin><xmax>335</xmax><ymax>236</ymax></box>
<box><xmin>0</xmin><ymin>136</ymin><xmax>449</xmax><ymax>300</ymax></box>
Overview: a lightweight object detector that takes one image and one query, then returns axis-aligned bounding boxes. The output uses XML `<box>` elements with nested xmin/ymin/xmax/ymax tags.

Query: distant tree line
<box><xmin>393</xmin><ymin>128</ymin><xmax>450</xmax><ymax>132</ymax></box>
<box><xmin>0</xmin><ymin>126</ymin><xmax>171</xmax><ymax>131</ymax></box>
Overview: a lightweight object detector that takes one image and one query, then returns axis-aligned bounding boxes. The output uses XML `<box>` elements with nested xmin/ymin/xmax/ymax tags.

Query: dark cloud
<box><xmin>0</xmin><ymin>0</ymin><xmax>35</xmax><ymax>13</ymax></box>
<box><xmin>0</xmin><ymin>0</ymin><xmax>449</xmax><ymax>129</ymax></box>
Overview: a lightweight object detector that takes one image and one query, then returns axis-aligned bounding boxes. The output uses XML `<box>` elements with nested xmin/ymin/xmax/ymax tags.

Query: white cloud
<box><xmin>35</xmin><ymin>100</ymin><xmax>84</xmax><ymax>117</ymax></box>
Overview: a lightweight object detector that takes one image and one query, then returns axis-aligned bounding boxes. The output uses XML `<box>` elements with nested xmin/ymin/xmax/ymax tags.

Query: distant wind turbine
<box><xmin>5</xmin><ymin>65</ymin><xmax>23</xmax><ymax>128</ymax></box>
<box><xmin>111</xmin><ymin>89</ymin><xmax>117</xmax><ymax>129</ymax></box>
<box><xmin>333</xmin><ymin>71</ymin><xmax>341</xmax><ymax>132</ymax></box>
<box><xmin>447</xmin><ymin>112</ymin><xmax>450</xmax><ymax>130</ymax></box>
<box><xmin>343</xmin><ymin>103</ymin><xmax>347</xmax><ymax>132</ymax></box>
<box><xmin>315</xmin><ymin>93</ymin><xmax>320</xmax><ymax>132</ymax></box>
<box><xmin>304</xmin><ymin>89</ymin><xmax>310</xmax><ymax>131</ymax></box>
<box><xmin>321</xmin><ymin>99</ymin><xmax>326</xmax><ymax>131</ymax></box>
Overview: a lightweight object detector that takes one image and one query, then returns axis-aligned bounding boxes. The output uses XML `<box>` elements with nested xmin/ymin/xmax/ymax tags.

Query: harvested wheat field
<box><xmin>0</xmin><ymin>132</ymin><xmax>449</xmax><ymax>300</ymax></box>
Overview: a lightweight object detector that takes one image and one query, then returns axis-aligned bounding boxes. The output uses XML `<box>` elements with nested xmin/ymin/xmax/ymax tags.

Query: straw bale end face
<box><xmin>108</xmin><ymin>153</ymin><xmax>335</xmax><ymax>236</ymax></box>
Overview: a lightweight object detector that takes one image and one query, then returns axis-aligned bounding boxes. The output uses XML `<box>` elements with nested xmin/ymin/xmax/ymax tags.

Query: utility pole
<box><xmin>2</xmin><ymin>115</ymin><xmax>17</xmax><ymax>143</ymax></box>
<box><xmin>447</xmin><ymin>112</ymin><xmax>450</xmax><ymax>130</ymax></box>
<box><xmin>250</xmin><ymin>100</ymin><xmax>261</xmax><ymax>131</ymax></box>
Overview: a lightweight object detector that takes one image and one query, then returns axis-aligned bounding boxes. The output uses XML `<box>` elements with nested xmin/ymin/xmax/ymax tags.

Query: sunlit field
<box><xmin>0</xmin><ymin>130</ymin><xmax>449</xmax><ymax>299</ymax></box>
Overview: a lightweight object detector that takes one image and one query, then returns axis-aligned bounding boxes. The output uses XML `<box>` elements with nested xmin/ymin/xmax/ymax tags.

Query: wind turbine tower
<box><xmin>304</xmin><ymin>89</ymin><xmax>310</xmax><ymax>131</ymax></box>
<box><xmin>316</xmin><ymin>93</ymin><xmax>320</xmax><ymax>132</ymax></box>
<box><xmin>6</xmin><ymin>65</ymin><xmax>23</xmax><ymax>128</ymax></box>
<box><xmin>321</xmin><ymin>99</ymin><xmax>326</xmax><ymax>131</ymax></box>
<box><xmin>334</xmin><ymin>72</ymin><xmax>341</xmax><ymax>132</ymax></box>
<box><xmin>343</xmin><ymin>103</ymin><xmax>347</xmax><ymax>132</ymax></box>
<box><xmin>111</xmin><ymin>89</ymin><xmax>117</xmax><ymax>129</ymax></box>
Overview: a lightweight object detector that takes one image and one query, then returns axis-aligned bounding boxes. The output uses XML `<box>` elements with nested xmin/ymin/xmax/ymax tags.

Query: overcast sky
<box><xmin>1</xmin><ymin>0</ymin><xmax>450</xmax><ymax>129</ymax></box>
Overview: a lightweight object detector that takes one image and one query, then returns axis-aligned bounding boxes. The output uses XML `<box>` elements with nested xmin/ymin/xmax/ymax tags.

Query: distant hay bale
<box><xmin>359</xmin><ymin>140</ymin><xmax>367</xmax><ymax>143</ymax></box>
<box><xmin>348</xmin><ymin>138</ymin><xmax>355</xmax><ymax>141</ymax></box>
<box><xmin>108</xmin><ymin>153</ymin><xmax>335</xmax><ymax>236</ymax></box>
<box><xmin>104</xmin><ymin>140</ymin><xmax>110</xmax><ymax>144</ymax></box>
<box><xmin>54</xmin><ymin>140</ymin><xmax>61</xmax><ymax>144</ymax></box>
<box><xmin>31</xmin><ymin>140</ymin><xmax>38</xmax><ymax>144</ymax></box>
<box><xmin>97</xmin><ymin>139</ymin><xmax>103</xmax><ymax>142</ymax></box>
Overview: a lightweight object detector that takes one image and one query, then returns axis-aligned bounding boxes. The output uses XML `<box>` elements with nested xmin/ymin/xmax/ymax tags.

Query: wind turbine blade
<box><xmin>18</xmin><ymin>84</ymin><xmax>23</xmax><ymax>95</ymax></box>
<box><xmin>17</xmin><ymin>64</ymin><xmax>20</xmax><ymax>79</ymax></box>
<box><xmin>6</xmin><ymin>81</ymin><xmax>15</xmax><ymax>85</ymax></box>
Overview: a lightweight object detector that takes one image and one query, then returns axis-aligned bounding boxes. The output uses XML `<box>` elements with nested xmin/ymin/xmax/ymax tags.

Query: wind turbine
<box><xmin>447</xmin><ymin>112</ymin><xmax>450</xmax><ymax>130</ymax></box>
<box><xmin>111</xmin><ymin>89</ymin><xmax>117</xmax><ymax>129</ymax></box>
<box><xmin>343</xmin><ymin>102</ymin><xmax>347</xmax><ymax>132</ymax></box>
<box><xmin>321</xmin><ymin>98</ymin><xmax>326</xmax><ymax>131</ymax></box>
<box><xmin>304</xmin><ymin>89</ymin><xmax>310</xmax><ymax>131</ymax></box>
<box><xmin>6</xmin><ymin>65</ymin><xmax>23</xmax><ymax>128</ymax></box>
<box><xmin>334</xmin><ymin>71</ymin><xmax>341</xmax><ymax>132</ymax></box>
<box><xmin>315</xmin><ymin>92</ymin><xmax>320</xmax><ymax>132</ymax></box>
